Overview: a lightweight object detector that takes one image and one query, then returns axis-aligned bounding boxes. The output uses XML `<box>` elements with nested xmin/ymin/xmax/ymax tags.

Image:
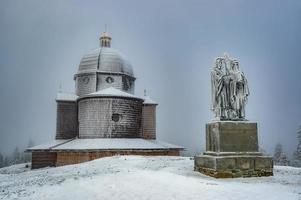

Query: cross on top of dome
<box><xmin>99</xmin><ymin>26</ymin><xmax>111</xmax><ymax>47</ymax></box>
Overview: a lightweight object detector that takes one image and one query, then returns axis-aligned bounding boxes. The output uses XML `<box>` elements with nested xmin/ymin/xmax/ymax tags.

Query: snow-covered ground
<box><xmin>0</xmin><ymin>156</ymin><xmax>300</xmax><ymax>200</ymax></box>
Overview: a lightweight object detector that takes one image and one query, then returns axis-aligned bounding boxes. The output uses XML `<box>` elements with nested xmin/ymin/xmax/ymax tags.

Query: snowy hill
<box><xmin>0</xmin><ymin>156</ymin><xmax>300</xmax><ymax>200</ymax></box>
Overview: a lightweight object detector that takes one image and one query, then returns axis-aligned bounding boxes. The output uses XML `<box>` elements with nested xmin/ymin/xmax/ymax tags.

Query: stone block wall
<box><xmin>195</xmin><ymin>155</ymin><xmax>273</xmax><ymax>178</ymax></box>
<box><xmin>206</xmin><ymin>121</ymin><xmax>259</xmax><ymax>153</ymax></box>
<box><xmin>195</xmin><ymin>121</ymin><xmax>273</xmax><ymax>178</ymax></box>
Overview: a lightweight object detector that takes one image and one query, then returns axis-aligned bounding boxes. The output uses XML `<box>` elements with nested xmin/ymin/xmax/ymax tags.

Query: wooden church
<box><xmin>27</xmin><ymin>31</ymin><xmax>183</xmax><ymax>169</ymax></box>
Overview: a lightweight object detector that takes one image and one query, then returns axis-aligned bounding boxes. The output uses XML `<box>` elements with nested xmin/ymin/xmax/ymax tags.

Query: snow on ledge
<box><xmin>142</xmin><ymin>95</ymin><xmax>158</xmax><ymax>105</ymax></box>
<box><xmin>27</xmin><ymin>139</ymin><xmax>72</xmax><ymax>151</ymax></box>
<box><xmin>26</xmin><ymin>138</ymin><xmax>184</xmax><ymax>151</ymax></box>
<box><xmin>52</xmin><ymin>138</ymin><xmax>184</xmax><ymax>151</ymax></box>
<box><xmin>83</xmin><ymin>87</ymin><xmax>143</xmax><ymax>100</ymax></box>
<box><xmin>56</xmin><ymin>93</ymin><xmax>78</xmax><ymax>102</ymax></box>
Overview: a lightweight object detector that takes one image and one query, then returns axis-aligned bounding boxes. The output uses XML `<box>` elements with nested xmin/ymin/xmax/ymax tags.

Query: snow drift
<box><xmin>0</xmin><ymin>156</ymin><xmax>300</xmax><ymax>200</ymax></box>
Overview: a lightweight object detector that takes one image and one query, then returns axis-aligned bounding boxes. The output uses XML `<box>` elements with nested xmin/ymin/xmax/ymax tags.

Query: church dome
<box><xmin>74</xmin><ymin>32</ymin><xmax>136</xmax><ymax>97</ymax></box>
<box><xmin>77</xmin><ymin>33</ymin><xmax>134</xmax><ymax>77</ymax></box>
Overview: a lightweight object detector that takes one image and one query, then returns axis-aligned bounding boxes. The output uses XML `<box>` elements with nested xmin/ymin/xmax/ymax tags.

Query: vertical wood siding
<box><xmin>75</xmin><ymin>73</ymin><xmax>97</xmax><ymax>97</ymax></box>
<box><xmin>31</xmin><ymin>151</ymin><xmax>57</xmax><ymax>169</ymax></box>
<box><xmin>78</xmin><ymin>97</ymin><xmax>143</xmax><ymax>138</ymax></box>
<box><xmin>142</xmin><ymin>105</ymin><xmax>156</xmax><ymax>139</ymax></box>
<box><xmin>56</xmin><ymin>150</ymin><xmax>179</xmax><ymax>166</ymax></box>
<box><xmin>56</xmin><ymin>101</ymin><xmax>78</xmax><ymax>139</ymax></box>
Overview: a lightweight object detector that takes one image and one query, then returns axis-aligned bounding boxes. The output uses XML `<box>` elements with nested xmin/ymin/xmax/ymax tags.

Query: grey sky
<box><xmin>0</xmin><ymin>0</ymin><xmax>300</xmax><ymax>156</ymax></box>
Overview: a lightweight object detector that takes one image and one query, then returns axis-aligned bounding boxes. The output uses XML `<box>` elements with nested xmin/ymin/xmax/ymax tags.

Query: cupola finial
<box><xmin>99</xmin><ymin>25</ymin><xmax>111</xmax><ymax>48</ymax></box>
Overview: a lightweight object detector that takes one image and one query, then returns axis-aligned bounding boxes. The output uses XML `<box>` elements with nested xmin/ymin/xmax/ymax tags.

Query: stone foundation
<box><xmin>194</xmin><ymin>155</ymin><xmax>273</xmax><ymax>178</ymax></box>
<box><xmin>31</xmin><ymin>151</ymin><xmax>57</xmax><ymax>169</ymax></box>
<box><xmin>56</xmin><ymin>150</ymin><xmax>180</xmax><ymax>167</ymax></box>
<box><xmin>195</xmin><ymin>121</ymin><xmax>273</xmax><ymax>178</ymax></box>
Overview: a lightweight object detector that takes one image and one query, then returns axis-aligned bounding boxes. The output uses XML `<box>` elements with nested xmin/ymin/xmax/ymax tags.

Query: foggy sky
<box><xmin>0</xmin><ymin>0</ymin><xmax>300</xmax><ymax>157</ymax></box>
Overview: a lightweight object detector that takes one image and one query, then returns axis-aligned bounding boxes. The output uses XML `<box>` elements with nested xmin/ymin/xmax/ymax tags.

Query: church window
<box><xmin>112</xmin><ymin>113</ymin><xmax>121</xmax><ymax>122</ymax></box>
<box><xmin>106</xmin><ymin>76</ymin><xmax>114</xmax><ymax>84</ymax></box>
<box><xmin>83</xmin><ymin>76</ymin><xmax>89</xmax><ymax>84</ymax></box>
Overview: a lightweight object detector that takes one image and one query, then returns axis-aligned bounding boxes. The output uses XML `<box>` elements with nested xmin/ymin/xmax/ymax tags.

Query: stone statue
<box><xmin>211</xmin><ymin>53</ymin><xmax>249</xmax><ymax>120</ymax></box>
<box><xmin>195</xmin><ymin>53</ymin><xmax>273</xmax><ymax>178</ymax></box>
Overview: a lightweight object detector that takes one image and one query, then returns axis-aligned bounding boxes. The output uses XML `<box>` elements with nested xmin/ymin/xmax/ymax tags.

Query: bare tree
<box><xmin>3</xmin><ymin>155</ymin><xmax>10</xmax><ymax>167</ymax></box>
<box><xmin>12</xmin><ymin>147</ymin><xmax>20</xmax><ymax>164</ymax></box>
<box><xmin>24</xmin><ymin>139</ymin><xmax>35</xmax><ymax>162</ymax></box>
<box><xmin>292</xmin><ymin>125</ymin><xmax>301</xmax><ymax>167</ymax></box>
<box><xmin>0</xmin><ymin>152</ymin><xmax>3</xmax><ymax>168</ymax></box>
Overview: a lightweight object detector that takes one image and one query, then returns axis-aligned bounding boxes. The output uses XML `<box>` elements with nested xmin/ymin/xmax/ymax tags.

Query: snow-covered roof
<box><xmin>83</xmin><ymin>87</ymin><xmax>143</xmax><ymax>100</ymax></box>
<box><xmin>27</xmin><ymin>138</ymin><xmax>184</xmax><ymax>151</ymax></box>
<box><xmin>143</xmin><ymin>95</ymin><xmax>158</xmax><ymax>105</ymax></box>
<box><xmin>27</xmin><ymin>140</ymin><xmax>71</xmax><ymax>151</ymax></box>
<box><xmin>56</xmin><ymin>93</ymin><xmax>78</xmax><ymax>102</ymax></box>
<box><xmin>78</xmin><ymin>47</ymin><xmax>134</xmax><ymax>77</ymax></box>
<box><xmin>52</xmin><ymin>138</ymin><xmax>183</xmax><ymax>151</ymax></box>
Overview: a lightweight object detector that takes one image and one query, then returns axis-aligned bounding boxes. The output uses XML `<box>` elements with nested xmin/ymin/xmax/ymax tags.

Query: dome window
<box><xmin>83</xmin><ymin>77</ymin><xmax>90</xmax><ymax>84</ymax></box>
<box><xmin>106</xmin><ymin>76</ymin><xmax>114</xmax><ymax>84</ymax></box>
<box><xmin>112</xmin><ymin>113</ymin><xmax>121</xmax><ymax>122</ymax></box>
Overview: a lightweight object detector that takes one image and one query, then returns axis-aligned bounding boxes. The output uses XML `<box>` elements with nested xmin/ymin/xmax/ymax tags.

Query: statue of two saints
<box><xmin>211</xmin><ymin>54</ymin><xmax>249</xmax><ymax>120</ymax></box>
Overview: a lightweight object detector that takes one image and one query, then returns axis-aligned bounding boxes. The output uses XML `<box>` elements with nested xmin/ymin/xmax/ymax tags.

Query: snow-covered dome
<box><xmin>77</xmin><ymin>46</ymin><xmax>134</xmax><ymax>77</ymax></box>
<box><xmin>74</xmin><ymin>32</ymin><xmax>136</xmax><ymax>97</ymax></box>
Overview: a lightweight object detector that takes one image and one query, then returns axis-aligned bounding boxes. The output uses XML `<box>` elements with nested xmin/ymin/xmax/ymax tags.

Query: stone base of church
<box><xmin>55</xmin><ymin>150</ymin><xmax>180</xmax><ymax>167</ymax></box>
<box><xmin>31</xmin><ymin>149</ymin><xmax>181</xmax><ymax>169</ymax></box>
<box><xmin>29</xmin><ymin>138</ymin><xmax>184</xmax><ymax>169</ymax></box>
<box><xmin>194</xmin><ymin>154</ymin><xmax>273</xmax><ymax>178</ymax></box>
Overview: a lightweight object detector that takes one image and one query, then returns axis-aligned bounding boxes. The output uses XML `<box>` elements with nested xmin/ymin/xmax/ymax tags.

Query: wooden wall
<box><xmin>75</xmin><ymin>73</ymin><xmax>97</xmax><ymax>97</ymax></box>
<box><xmin>56</xmin><ymin>101</ymin><xmax>78</xmax><ymax>139</ymax></box>
<box><xmin>31</xmin><ymin>151</ymin><xmax>57</xmax><ymax>169</ymax></box>
<box><xmin>78</xmin><ymin>98</ymin><xmax>143</xmax><ymax>138</ymax></box>
<box><xmin>96</xmin><ymin>74</ymin><xmax>135</xmax><ymax>94</ymax></box>
<box><xmin>56</xmin><ymin>150</ymin><xmax>180</xmax><ymax>166</ymax></box>
<box><xmin>141</xmin><ymin>105</ymin><xmax>156</xmax><ymax>139</ymax></box>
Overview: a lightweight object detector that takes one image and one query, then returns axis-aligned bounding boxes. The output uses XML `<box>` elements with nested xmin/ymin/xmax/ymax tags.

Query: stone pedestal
<box><xmin>194</xmin><ymin>121</ymin><xmax>273</xmax><ymax>178</ymax></box>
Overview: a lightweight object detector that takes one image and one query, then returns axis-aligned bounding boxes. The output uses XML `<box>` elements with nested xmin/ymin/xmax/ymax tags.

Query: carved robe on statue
<box><xmin>211</xmin><ymin>58</ymin><xmax>228</xmax><ymax>119</ymax></box>
<box><xmin>229</xmin><ymin>62</ymin><xmax>249</xmax><ymax>119</ymax></box>
<box><xmin>210</xmin><ymin>54</ymin><xmax>249</xmax><ymax>121</ymax></box>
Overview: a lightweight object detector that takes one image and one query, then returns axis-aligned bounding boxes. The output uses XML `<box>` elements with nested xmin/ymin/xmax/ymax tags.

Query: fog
<box><xmin>0</xmin><ymin>0</ymin><xmax>300</xmax><ymax>157</ymax></box>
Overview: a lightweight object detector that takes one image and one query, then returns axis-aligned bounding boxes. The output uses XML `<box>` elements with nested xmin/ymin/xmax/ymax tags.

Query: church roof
<box><xmin>143</xmin><ymin>95</ymin><xmax>158</xmax><ymax>105</ymax></box>
<box><xmin>26</xmin><ymin>139</ymin><xmax>71</xmax><ymax>150</ymax></box>
<box><xmin>27</xmin><ymin>138</ymin><xmax>184</xmax><ymax>151</ymax></box>
<box><xmin>77</xmin><ymin>47</ymin><xmax>134</xmax><ymax>77</ymax></box>
<box><xmin>83</xmin><ymin>87</ymin><xmax>143</xmax><ymax>100</ymax></box>
<box><xmin>56</xmin><ymin>92</ymin><xmax>78</xmax><ymax>102</ymax></box>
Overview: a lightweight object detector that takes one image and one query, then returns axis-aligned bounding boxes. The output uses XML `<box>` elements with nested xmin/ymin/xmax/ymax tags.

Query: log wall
<box><xmin>31</xmin><ymin>151</ymin><xmax>57</xmax><ymax>169</ymax></box>
<box><xmin>96</xmin><ymin>74</ymin><xmax>135</xmax><ymax>94</ymax></box>
<box><xmin>141</xmin><ymin>105</ymin><xmax>156</xmax><ymax>139</ymax></box>
<box><xmin>75</xmin><ymin>73</ymin><xmax>97</xmax><ymax>97</ymax></box>
<box><xmin>56</xmin><ymin>150</ymin><xmax>179</xmax><ymax>166</ymax></box>
<box><xmin>78</xmin><ymin>97</ymin><xmax>143</xmax><ymax>138</ymax></box>
<box><xmin>56</xmin><ymin>101</ymin><xmax>78</xmax><ymax>139</ymax></box>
